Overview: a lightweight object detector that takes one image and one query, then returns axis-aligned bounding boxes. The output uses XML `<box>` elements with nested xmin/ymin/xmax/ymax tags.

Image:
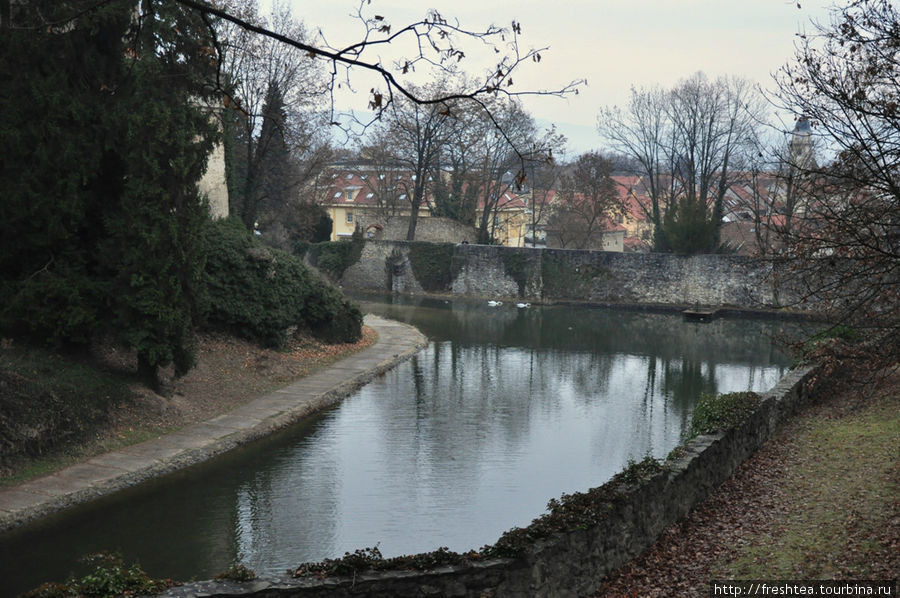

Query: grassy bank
<box><xmin>712</xmin><ymin>379</ymin><xmax>898</xmax><ymax>580</ymax></box>
<box><xmin>0</xmin><ymin>344</ymin><xmax>134</xmax><ymax>482</ymax></box>
<box><xmin>593</xmin><ymin>372</ymin><xmax>899</xmax><ymax>596</ymax></box>
<box><xmin>0</xmin><ymin>327</ymin><xmax>377</xmax><ymax>488</ymax></box>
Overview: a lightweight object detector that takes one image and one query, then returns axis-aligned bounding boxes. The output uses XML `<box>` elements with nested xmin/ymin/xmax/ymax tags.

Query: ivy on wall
<box><xmin>500</xmin><ymin>250</ymin><xmax>536</xmax><ymax>297</ymax></box>
<box><xmin>541</xmin><ymin>252</ymin><xmax>606</xmax><ymax>300</ymax></box>
<box><xmin>407</xmin><ymin>242</ymin><xmax>463</xmax><ymax>292</ymax></box>
<box><xmin>302</xmin><ymin>228</ymin><xmax>365</xmax><ymax>281</ymax></box>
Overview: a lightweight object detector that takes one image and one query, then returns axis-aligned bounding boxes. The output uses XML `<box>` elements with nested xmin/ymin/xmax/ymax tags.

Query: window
<box><xmin>346</xmin><ymin>211</ymin><xmax>353</xmax><ymax>223</ymax></box>
<box><xmin>333</xmin><ymin>191</ymin><xmax>342</xmax><ymax>199</ymax></box>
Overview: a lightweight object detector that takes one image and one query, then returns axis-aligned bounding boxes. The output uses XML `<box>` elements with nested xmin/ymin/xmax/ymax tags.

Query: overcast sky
<box><xmin>270</xmin><ymin>0</ymin><xmax>838</xmax><ymax>153</ymax></box>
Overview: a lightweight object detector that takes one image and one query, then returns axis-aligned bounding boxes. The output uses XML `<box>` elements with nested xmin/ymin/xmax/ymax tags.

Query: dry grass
<box><xmin>591</xmin><ymin>371</ymin><xmax>899</xmax><ymax>597</ymax></box>
<box><xmin>1</xmin><ymin>327</ymin><xmax>377</xmax><ymax>487</ymax></box>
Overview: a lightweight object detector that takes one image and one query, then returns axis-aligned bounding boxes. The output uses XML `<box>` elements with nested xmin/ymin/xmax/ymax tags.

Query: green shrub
<box><xmin>407</xmin><ymin>242</ymin><xmax>462</xmax><ymax>292</ymax></box>
<box><xmin>611</xmin><ymin>455</ymin><xmax>664</xmax><ymax>485</ymax></box>
<box><xmin>485</xmin><ymin>456</ymin><xmax>663</xmax><ymax>559</ymax></box>
<box><xmin>0</xmin><ymin>267</ymin><xmax>100</xmax><ymax>348</ymax></box>
<box><xmin>215</xmin><ymin>563</ymin><xmax>257</xmax><ymax>582</ymax></box>
<box><xmin>292</xmin><ymin>545</ymin><xmax>476</xmax><ymax>579</ymax></box>
<box><xmin>204</xmin><ymin>218</ymin><xmax>362</xmax><ymax>347</ymax></box>
<box><xmin>21</xmin><ymin>552</ymin><xmax>174</xmax><ymax>598</ymax></box>
<box><xmin>687</xmin><ymin>391</ymin><xmax>761</xmax><ymax>438</ymax></box>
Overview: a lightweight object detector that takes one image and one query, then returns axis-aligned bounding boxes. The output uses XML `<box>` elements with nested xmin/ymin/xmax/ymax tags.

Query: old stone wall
<box><xmin>339</xmin><ymin>241</ymin><xmax>430</xmax><ymax>295</ymax></box>
<box><xmin>159</xmin><ymin>366</ymin><xmax>818</xmax><ymax>598</ymax></box>
<box><xmin>341</xmin><ymin>241</ymin><xmax>803</xmax><ymax>310</ymax></box>
<box><xmin>357</xmin><ymin>215</ymin><xmax>477</xmax><ymax>244</ymax></box>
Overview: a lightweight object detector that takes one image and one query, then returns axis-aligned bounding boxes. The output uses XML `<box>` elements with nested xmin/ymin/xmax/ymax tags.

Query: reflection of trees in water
<box><xmin>231</xmin><ymin>428</ymin><xmax>341</xmax><ymax>573</ymax></box>
<box><xmin>356</xmin><ymin>295</ymin><xmax>800</xmax><ymax>460</ymax></box>
<box><xmin>660</xmin><ymin>359</ymin><xmax>718</xmax><ymax>412</ymax></box>
<box><xmin>355</xmin><ymin>294</ymin><xmax>807</xmax><ymax>367</ymax></box>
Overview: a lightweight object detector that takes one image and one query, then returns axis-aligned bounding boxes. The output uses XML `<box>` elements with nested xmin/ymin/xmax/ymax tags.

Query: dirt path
<box><xmin>590</xmin><ymin>375</ymin><xmax>899</xmax><ymax>597</ymax></box>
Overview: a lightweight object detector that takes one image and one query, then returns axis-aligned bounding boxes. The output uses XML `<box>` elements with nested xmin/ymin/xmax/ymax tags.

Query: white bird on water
<box><xmin>487</xmin><ymin>300</ymin><xmax>503</xmax><ymax>307</ymax></box>
<box><xmin>516</xmin><ymin>302</ymin><xmax>530</xmax><ymax>308</ymax></box>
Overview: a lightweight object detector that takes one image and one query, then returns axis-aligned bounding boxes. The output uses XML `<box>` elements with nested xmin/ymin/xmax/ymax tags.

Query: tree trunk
<box><xmin>137</xmin><ymin>353</ymin><xmax>161</xmax><ymax>393</ymax></box>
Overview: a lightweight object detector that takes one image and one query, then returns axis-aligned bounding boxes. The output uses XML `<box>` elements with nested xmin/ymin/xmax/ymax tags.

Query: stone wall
<box><xmin>341</xmin><ymin>241</ymin><xmax>804</xmax><ymax>311</ymax></box>
<box><xmin>358</xmin><ymin>215</ymin><xmax>477</xmax><ymax>244</ymax></box>
<box><xmin>197</xmin><ymin>112</ymin><xmax>230</xmax><ymax>220</ymax></box>
<box><xmin>158</xmin><ymin>366</ymin><xmax>818</xmax><ymax>598</ymax></box>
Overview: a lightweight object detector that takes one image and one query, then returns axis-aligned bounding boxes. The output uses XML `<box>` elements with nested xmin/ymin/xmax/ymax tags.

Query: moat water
<box><xmin>0</xmin><ymin>296</ymin><xmax>807</xmax><ymax>595</ymax></box>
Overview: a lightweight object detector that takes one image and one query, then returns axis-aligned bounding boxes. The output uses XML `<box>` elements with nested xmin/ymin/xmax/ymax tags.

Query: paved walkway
<box><xmin>0</xmin><ymin>315</ymin><xmax>428</xmax><ymax>533</ymax></box>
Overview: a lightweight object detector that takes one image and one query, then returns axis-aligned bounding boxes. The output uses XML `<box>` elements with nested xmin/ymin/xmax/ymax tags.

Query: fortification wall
<box><xmin>341</xmin><ymin>241</ymin><xmax>802</xmax><ymax>310</ymax></box>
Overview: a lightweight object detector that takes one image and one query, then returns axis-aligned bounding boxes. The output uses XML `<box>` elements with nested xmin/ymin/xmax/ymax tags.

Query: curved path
<box><xmin>0</xmin><ymin>315</ymin><xmax>428</xmax><ymax>533</ymax></box>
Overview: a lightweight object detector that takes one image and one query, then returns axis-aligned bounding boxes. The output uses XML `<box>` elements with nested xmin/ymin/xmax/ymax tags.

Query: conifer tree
<box><xmin>0</xmin><ymin>0</ymin><xmax>218</xmax><ymax>388</ymax></box>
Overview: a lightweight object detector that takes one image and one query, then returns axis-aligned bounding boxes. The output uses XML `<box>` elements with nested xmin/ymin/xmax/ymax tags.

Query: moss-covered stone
<box><xmin>541</xmin><ymin>252</ymin><xmax>605</xmax><ymax>299</ymax></box>
<box><xmin>407</xmin><ymin>242</ymin><xmax>462</xmax><ymax>292</ymax></box>
<box><xmin>501</xmin><ymin>250</ymin><xmax>535</xmax><ymax>297</ymax></box>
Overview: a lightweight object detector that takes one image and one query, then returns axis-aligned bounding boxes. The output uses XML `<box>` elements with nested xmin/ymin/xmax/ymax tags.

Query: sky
<box><xmin>269</xmin><ymin>0</ymin><xmax>838</xmax><ymax>154</ymax></box>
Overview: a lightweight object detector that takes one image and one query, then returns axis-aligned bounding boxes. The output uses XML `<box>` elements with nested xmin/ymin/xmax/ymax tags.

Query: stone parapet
<box><xmin>157</xmin><ymin>366</ymin><xmax>818</xmax><ymax>598</ymax></box>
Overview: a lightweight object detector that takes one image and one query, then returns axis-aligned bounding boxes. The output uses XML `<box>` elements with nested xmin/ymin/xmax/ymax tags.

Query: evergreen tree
<box><xmin>254</xmin><ymin>81</ymin><xmax>299</xmax><ymax>228</ymax></box>
<box><xmin>0</xmin><ymin>0</ymin><xmax>218</xmax><ymax>388</ymax></box>
<box><xmin>0</xmin><ymin>1</ymin><xmax>130</xmax><ymax>344</ymax></box>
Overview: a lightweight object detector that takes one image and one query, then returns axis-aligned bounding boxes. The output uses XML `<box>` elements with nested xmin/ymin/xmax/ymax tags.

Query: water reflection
<box><xmin>0</xmin><ymin>298</ymin><xmax>802</xmax><ymax>596</ymax></box>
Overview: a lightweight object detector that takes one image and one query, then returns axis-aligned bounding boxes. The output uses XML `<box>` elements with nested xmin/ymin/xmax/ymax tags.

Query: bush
<box><xmin>203</xmin><ymin>218</ymin><xmax>362</xmax><ymax>347</ymax></box>
<box><xmin>21</xmin><ymin>552</ymin><xmax>174</xmax><ymax>598</ymax></box>
<box><xmin>215</xmin><ymin>563</ymin><xmax>257</xmax><ymax>582</ymax></box>
<box><xmin>687</xmin><ymin>391</ymin><xmax>761</xmax><ymax>438</ymax></box>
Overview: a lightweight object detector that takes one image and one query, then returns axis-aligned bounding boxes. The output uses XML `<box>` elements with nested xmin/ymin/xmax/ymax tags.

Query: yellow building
<box><xmin>317</xmin><ymin>169</ymin><xmax>528</xmax><ymax>246</ymax></box>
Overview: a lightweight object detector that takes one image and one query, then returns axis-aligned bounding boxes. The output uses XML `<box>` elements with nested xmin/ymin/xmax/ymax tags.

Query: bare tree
<box><xmin>183</xmin><ymin>0</ymin><xmax>582</xmax><ymax>138</ymax></box>
<box><xmin>599</xmin><ymin>73</ymin><xmax>766</xmax><ymax>253</ymax></box>
<box><xmin>771</xmin><ymin>0</ymin><xmax>899</xmax><ymax>374</ymax></box>
<box><xmin>549</xmin><ymin>152</ymin><xmax>625</xmax><ymax>249</ymax></box>
<box><xmin>598</xmin><ymin>85</ymin><xmax>674</xmax><ymax>247</ymax></box>
<box><xmin>210</xmin><ymin>0</ymin><xmax>331</xmax><ymax>231</ymax></box>
<box><xmin>367</xmin><ymin>81</ymin><xmax>454</xmax><ymax>240</ymax></box>
<box><xmin>432</xmin><ymin>92</ymin><xmax>484</xmax><ymax>226</ymax></box>
<box><xmin>357</xmin><ymin>144</ymin><xmax>410</xmax><ymax>222</ymax></box>
<box><xmin>466</xmin><ymin>98</ymin><xmax>538</xmax><ymax>244</ymax></box>
<box><xmin>522</xmin><ymin>128</ymin><xmax>568</xmax><ymax>248</ymax></box>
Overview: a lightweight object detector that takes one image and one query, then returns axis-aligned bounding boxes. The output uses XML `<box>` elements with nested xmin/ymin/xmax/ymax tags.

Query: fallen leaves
<box><xmin>590</xmin><ymin>373</ymin><xmax>899</xmax><ymax>597</ymax></box>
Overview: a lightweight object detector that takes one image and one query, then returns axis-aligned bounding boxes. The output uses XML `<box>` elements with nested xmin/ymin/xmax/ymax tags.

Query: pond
<box><xmin>0</xmin><ymin>297</ymin><xmax>805</xmax><ymax>596</ymax></box>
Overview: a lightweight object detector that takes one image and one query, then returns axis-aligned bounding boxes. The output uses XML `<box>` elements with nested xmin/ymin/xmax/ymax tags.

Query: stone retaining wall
<box><xmin>338</xmin><ymin>241</ymin><xmax>805</xmax><ymax>310</ymax></box>
<box><xmin>360</xmin><ymin>216</ymin><xmax>477</xmax><ymax>244</ymax></box>
<box><xmin>159</xmin><ymin>366</ymin><xmax>818</xmax><ymax>598</ymax></box>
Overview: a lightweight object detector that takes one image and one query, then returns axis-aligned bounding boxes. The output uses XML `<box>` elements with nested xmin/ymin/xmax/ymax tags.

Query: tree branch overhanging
<box><xmin>173</xmin><ymin>0</ymin><xmax>583</xmax><ymax>116</ymax></box>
